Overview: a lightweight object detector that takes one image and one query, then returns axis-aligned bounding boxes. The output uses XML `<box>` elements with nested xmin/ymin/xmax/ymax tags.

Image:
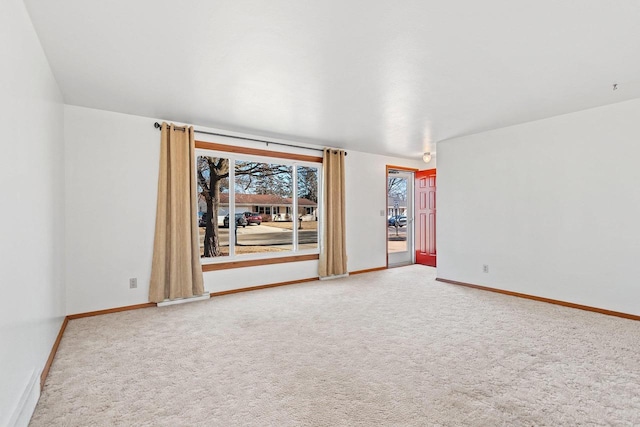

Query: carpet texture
<box><xmin>31</xmin><ymin>266</ymin><xmax>640</xmax><ymax>426</ymax></box>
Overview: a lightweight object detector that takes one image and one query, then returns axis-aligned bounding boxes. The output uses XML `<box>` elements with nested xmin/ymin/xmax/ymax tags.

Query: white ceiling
<box><xmin>25</xmin><ymin>0</ymin><xmax>640</xmax><ymax>160</ymax></box>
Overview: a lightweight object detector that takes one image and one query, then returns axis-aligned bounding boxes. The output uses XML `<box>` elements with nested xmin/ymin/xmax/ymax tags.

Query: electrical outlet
<box><xmin>483</xmin><ymin>265</ymin><xmax>489</xmax><ymax>273</ymax></box>
<box><xmin>129</xmin><ymin>278</ymin><xmax>137</xmax><ymax>289</ymax></box>
<box><xmin>380</xmin><ymin>210</ymin><xmax>385</xmax><ymax>216</ymax></box>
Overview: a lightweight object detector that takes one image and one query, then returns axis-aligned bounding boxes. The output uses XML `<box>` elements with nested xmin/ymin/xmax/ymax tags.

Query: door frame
<box><xmin>386</xmin><ymin>165</ymin><xmax>419</xmax><ymax>268</ymax></box>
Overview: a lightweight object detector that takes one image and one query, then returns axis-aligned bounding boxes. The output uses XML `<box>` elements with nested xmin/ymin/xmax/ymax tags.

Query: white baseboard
<box><xmin>157</xmin><ymin>292</ymin><xmax>211</xmax><ymax>307</ymax></box>
<box><xmin>8</xmin><ymin>369</ymin><xmax>41</xmax><ymax>427</ymax></box>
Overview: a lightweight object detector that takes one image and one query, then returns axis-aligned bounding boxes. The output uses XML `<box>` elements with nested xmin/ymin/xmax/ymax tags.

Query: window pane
<box><xmin>297</xmin><ymin>166</ymin><xmax>319</xmax><ymax>250</ymax></box>
<box><xmin>234</xmin><ymin>161</ymin><xmax>293</xmax><ymax>255</ymax></box>
<box><xmin>387</xmin><ymin>176</ymin><xmax>408</xmax><ymax>253</ymax></box>
<box><xmin>197</xmin><ymin>156</ymin><xmax>230</xmax><ymax>258</ymax></box>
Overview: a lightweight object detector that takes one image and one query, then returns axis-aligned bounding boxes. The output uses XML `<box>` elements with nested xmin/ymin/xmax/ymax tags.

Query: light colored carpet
<box><xmin>31</xmin><ymin>265</ymin><xmax>640</xmax><ymax>426</ymax></box>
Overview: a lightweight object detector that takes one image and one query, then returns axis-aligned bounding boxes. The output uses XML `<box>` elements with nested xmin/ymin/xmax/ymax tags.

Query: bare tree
<box><xmin>297</xmin><ymin>166</ymin><xmax>318</xmax><ymax>203</ymax></box>
<box><xmin>235</xmin><ymin>161</ymin><xmax>292</xmax><ymax>196</ymax></box>
<box><xmin>388</xmin><ymin>177</ymin><xmax>407</xmax><ymax>201</ymax></box>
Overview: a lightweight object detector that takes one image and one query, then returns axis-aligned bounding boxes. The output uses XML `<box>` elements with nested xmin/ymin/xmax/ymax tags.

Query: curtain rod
<box><xmin>153</xmin><ymin>122</ymin><xmax>346</xmax><ymax>156</ymax></box>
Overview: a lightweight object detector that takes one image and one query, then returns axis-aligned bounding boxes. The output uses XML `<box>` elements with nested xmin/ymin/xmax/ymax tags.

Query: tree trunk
<box><xmin>203</xmin><ymin>177</ymin><xmax>223</xmax><ymax>257</ymax></box>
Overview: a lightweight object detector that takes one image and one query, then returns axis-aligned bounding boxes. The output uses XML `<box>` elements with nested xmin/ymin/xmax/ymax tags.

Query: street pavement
<box><xmin>237</xmin><ymin>230</ymin><xmax>317</xmax><ymax>245</ymax></box>
<box><xmin>216</xmin><ymin>223</ymin><xmax>318</xmax><ymax>246</ymax></box>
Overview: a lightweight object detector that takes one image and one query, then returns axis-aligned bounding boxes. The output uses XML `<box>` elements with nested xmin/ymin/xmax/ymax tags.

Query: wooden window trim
<box><xmin>202</xmin><ymin>254</ymin><xmax>319</xmax><ymax>272</ymax></box>
<box><xmin>195</xmin><ymin>140</ymin><xmax>323</xmax><ymax>163</ymax></box>
<box><xmin>386</xmin><ymin>165</ymin><xmax>419</xmax><ymax>173</ymax></box>
<box><xmin>196</xmin><ymin>141</ymin><xmax>321</xmax><ymax>271</ymax></box>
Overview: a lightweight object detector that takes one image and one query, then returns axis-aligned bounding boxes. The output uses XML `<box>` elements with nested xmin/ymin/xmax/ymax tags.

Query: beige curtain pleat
<box><xmin>319</xmin><ymin>148</ymin><xmax>347</xmax><ymax>278</ymax></box>
<box><xmin>149</xmin><ymin>123</ymin><xmax>205</xmax><ymax>303</ymax></box>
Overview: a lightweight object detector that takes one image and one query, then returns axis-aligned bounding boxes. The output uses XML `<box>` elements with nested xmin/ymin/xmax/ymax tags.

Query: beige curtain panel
<box><xmin>319</xmin><ymin>148</ymin><xmax>347</xmax><ymax>278</ymax></box>
<box><xmin>149</xmin><ymin>123</ymin><xmax>205</xmax><ymax>303</ymax></box>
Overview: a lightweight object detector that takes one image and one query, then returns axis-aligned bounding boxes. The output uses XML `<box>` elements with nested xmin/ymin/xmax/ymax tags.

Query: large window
<box><xmin>196</xmin><ymin>147</ymin><xmax>320</xmax><ymax>265</ymax></box>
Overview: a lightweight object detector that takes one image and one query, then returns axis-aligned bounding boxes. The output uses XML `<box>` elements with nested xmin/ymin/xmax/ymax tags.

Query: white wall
<box><xmin>0</xmin><ymin>0</ymin><xmax>65</xmax><ymax>425</ymax></box>
<box><xmin>64</xmin><ymin>106</ymin><xmax>424</xmax><ymax>314</ymax></box>
<box><xmin>346</xmin><ymin>151</ymin><xmax>426</xmax><ymax>271</ymax></box>
<box><xmin>438</xmin><ymin>98</ymin><xmax>640</xmax><ymax>316</ymax></box>
<box><xmin>64</xmin><ymin>106</ymin><xmax>158</xmax><ymax>315</ymax></box>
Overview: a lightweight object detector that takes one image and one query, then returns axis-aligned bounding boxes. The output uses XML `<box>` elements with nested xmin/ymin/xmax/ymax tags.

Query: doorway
<box><xmin>387</xmin><ymin>168</ymin><xmax>414</xmax><ymax>267</ymax></box>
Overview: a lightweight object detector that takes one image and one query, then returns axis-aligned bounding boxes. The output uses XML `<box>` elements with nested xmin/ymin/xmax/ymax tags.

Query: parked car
<box><xmin>388</xmin><ymin>215</ymin><xmax>407</xmax><ymax>227</ymax></box>
<box><xmin>223</xmin><ymin>213</ymin><xmax>248</xmax><ymax>228</ymax></box>
<box><xmin>243</xmin><ymin>212</ymin><xmax>262</xmax><ymax>225</ymax></box>
<box><xmin>198</xmin><ymin>212</ymin><xmax>210</xmax><ymax>227</ymax></box>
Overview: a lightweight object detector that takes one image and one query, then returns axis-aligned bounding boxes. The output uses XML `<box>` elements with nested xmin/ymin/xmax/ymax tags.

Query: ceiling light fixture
<box><xmin>423</xmin><ymin>152</ymin><xmax>432</xmax><ymax>163</ymax></box>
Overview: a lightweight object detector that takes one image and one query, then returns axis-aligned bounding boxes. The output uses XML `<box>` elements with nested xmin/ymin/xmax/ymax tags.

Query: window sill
<box><xmin>202</xmin><ymin>253</ymin><xmax>319</xmax><ymax>272</ymax></box>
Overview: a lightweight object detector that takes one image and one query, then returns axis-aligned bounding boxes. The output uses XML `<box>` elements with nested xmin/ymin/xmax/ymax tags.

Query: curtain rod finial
<box><xmin>154</xmin><ymin>122</ymin><xmax>161</xmax><ymax>129</ymax></box>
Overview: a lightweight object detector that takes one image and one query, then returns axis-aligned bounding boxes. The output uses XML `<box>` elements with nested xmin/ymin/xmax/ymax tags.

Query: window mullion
<box><xmin>229</xmin><ymin>158</ymin><xmax>236</xmax><ymax>257</ymax></box>
<box><xmin>293</xmin><ymin>165</ymin><xmax>298</xmax><ymax>251</ymax></box>
<box><xmin>317</xmin><ymin>164</ymin><xmax>323</xmax><ymax>254</ymax></box>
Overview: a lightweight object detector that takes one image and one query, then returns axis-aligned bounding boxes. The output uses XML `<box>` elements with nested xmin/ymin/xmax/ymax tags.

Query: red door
<box><xmin>415</xmin><ymin>169</ymin><xmax>436</xmax><ymax>266</ymax></box>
